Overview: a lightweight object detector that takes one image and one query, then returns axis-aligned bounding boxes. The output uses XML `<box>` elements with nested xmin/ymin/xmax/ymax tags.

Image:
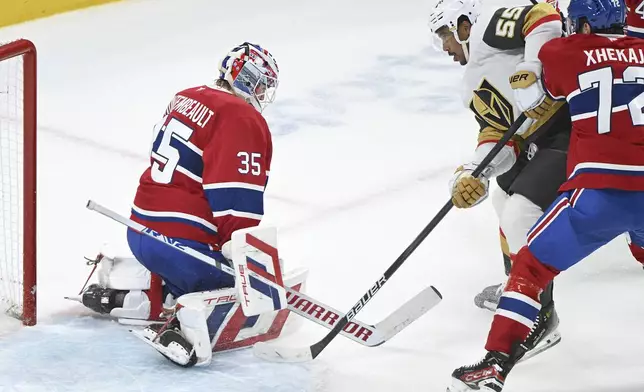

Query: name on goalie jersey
<box><xmin>168</xmin><ymin>94</ymin><xmax>215</xmax><ymax>128</ymax></box>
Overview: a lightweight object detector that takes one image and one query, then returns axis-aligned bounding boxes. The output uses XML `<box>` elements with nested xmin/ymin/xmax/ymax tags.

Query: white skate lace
<box><xmin>528</xmin><ymin>315</ymin><xmax>540</xmax><ymax>335</ymax></box>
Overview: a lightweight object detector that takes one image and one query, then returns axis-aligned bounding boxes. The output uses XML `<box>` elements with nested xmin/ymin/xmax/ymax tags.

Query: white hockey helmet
<box><xmin>219</xmin><ymin>42</ymin><xmax>280</xmax><ymax>112</ymax></box>
<box><xmin>428</xmin><ymin>0</ymin><xmax>482</xmax><ymax>60</ymax></box>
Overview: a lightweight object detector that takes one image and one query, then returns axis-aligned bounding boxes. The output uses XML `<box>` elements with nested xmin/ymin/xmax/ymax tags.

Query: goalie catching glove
<box><xmin>510</xmin><ymin>62</ymin><xmax>555</xmax><ymax>119</ymax></box>
<box><xmin>450</xmin><ymin>163</ymin><xmax>490</xmax><ymax>208</ymax></box>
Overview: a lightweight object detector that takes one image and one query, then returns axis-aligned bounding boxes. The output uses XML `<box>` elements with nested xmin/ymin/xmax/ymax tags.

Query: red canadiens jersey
<box><xmin>131</xmin><ymin>86</ymin><xmax>272</xmax><ymax>247</ymax></box>
<box><xmin>539</xmin><ymin>34</ymin><xmax>644</xmax><ymax>191</ymax></box>
<box><xmin>626</xmin><ymin>0</ymin><xmax>644</xmax><ymax>38</ymax></box>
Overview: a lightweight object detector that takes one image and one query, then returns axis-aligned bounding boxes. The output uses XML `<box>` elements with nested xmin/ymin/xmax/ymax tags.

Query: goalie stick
<box><xmin>253</xmin><ymin>113</ymin><xmax>529</xmax><ymax>363</ymax></box>
<box><xmin>86</xmin><ymin>201</ymin><xmax>442</xmax><ymax>348</ymax></box>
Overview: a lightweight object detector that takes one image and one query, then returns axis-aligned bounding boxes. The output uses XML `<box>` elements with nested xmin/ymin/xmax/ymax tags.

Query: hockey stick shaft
<box><xmin>86</xmin><ymin>201</ymin><xmax>434</xmax><ymax>346</ymax></box>
<box><xmin>308</xmin><ymin>113</ymin><xmax>529</xmax><ymax>359</ymax></box>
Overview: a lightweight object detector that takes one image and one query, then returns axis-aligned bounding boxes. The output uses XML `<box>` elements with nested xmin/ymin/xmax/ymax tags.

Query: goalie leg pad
<box><xmin>81</xmin><ymin>284</ymin><xmax>154</xmax><ymax>320</ymax></box>
<box><xmin>90</xmin><ymin>254</ymin><xmax>161</xmax><ymax>321</ymax></box>
<box><xmin>176</xmin><ymin>303</ymin><xmax>212</xmax><ymax>366</ymax></box>
<box><xmin>134</xmin><ymin>317</ymin><xmax>198</xmax><ymax>367</ymax></box>
<box><xmin>135</xmin><ymin>290</ymin><xmax>229</xmax><ymax>367</ymax></box>
<box><xmin>80</xmin><ymin>254</ymin><xmax>165</xmax><ymax>321</ymax></box>
<box><xmin>110</xmin><ymin>290</ymin><xmax>151</xmax><ymax>320</ymax></box>
<box><xmin>157</xmin><ymin>327</ymin><xmax>198</xmax><ymax>368</ymax></box>
<box><xmin>134</xmin><ymin>294</ymin><xmax>216</xmax><ymax>367</ymax></box>
<box><xmin>97</xmin><ymin>255</ymin><xmax>151</xmax><ymax>290</ymax></box>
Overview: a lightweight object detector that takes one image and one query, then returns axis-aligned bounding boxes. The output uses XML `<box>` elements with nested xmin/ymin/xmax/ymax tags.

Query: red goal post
<box><xmin>0</xmin><ymin>39</ymin><xmax>37</xmax><ymax>326</ymax></box>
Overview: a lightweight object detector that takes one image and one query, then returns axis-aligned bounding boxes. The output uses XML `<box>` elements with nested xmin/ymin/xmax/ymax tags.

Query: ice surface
<box><xmin>0</xmin><ymin>0</ymin><xmax>643</xmax><ymax>391</ymax></box>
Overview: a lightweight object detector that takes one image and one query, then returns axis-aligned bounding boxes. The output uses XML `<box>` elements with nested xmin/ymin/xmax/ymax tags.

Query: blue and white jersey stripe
<box><xmin>627</xmin><ymin>25</ymin><xmax>644</xmax><ymax>39</ymax></box>
<box><xmin>203</xmin><ymin>182</ymin><xmax>265</xmax><ymax>221</ymax></box>
<box><xmin>495</xmin><ymin>291</ymin><xmax>541</xmax><ymax>328</ymax></box>
<box><xmin>569</xmin><ymin>162</ymin><xmax>644</xmax><ymax>180</ymax></box>
<box><xmin>131</xmin><ymin>204</ymin><xmax>218</xmax><ymax>235</ymax></box>
<box><xmin>567</xmin><ymin>80</ymin><xmax>644</xmax><ymax>122</ymax></box>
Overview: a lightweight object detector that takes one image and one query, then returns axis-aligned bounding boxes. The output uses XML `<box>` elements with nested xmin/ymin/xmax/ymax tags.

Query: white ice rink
<box><xmin>1</xmin><ymin>0</ymin><xmax>643</xmax><ymax>390</ymax></box>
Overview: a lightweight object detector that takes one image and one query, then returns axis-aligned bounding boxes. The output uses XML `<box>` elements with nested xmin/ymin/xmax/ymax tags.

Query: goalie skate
<box><xmin>131</xmin><ymin>319</ymin><xmax>197</xmax><ymax>367</ymax></box>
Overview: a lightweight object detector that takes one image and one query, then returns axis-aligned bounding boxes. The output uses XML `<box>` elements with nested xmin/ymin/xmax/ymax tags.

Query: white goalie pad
<box><xmin>110</xmin><ymin>290</ymin><xmax>151</xmax><ymax>321</ymax></box>
<box><xmin>98</xmin><ymin>255</ymin><xmax>151</xmax><ymax>290</ymax></box>
<box><xmin>131</xmin><ymin>267</ymin><xmax>308</xmax><ymax>365</ymax></box>
<box><xmin>176</xmin><ymin>301</ymin><xmax>212</xmax><ymax>366</ymax></box>
<box><xmin>95</xmin><ymin>255</ymin><xmax>157</xmax><ymax>322</ymax></box>
<box><xmin>231</xmin><ymin>226</ymin><xmax>288</xmax><ymax>317</ymax></box>
<box><xmin>210</xmin><ymin>267</ymin><xmax>308</xmax><ymax>353</ymax></box>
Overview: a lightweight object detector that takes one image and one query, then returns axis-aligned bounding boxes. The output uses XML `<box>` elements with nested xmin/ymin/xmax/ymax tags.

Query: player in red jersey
<box><xmin>78</xmin><ymin>42</ymin><xmax>284</xmax><ymax>367</ymax></box>
<box><xmin>626</xmin><ymin>0</ymin><xmax>644</xmax><ymax>37</ymax></box>
<box><xmin>446</xmin><ymin>0</ymin><xmax>644</xmax><ymax>389</ymax></box>
<box><xmin>126</xmin><ymin>42</ymin><xmax>278</xmax><ymax>297</ymax></box>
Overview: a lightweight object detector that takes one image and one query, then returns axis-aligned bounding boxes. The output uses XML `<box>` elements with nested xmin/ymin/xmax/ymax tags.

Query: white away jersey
<box><xmin>461</xmin><ymin>3</ymin><xmax>562</xmax><ymax>137</ymax></box>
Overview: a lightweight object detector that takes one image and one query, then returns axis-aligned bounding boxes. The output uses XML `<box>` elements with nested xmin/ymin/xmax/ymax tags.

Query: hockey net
<box><xmin>0</xmin><ymin>39</ymin><xmax>37</xmax><ymax>326</ymax></box>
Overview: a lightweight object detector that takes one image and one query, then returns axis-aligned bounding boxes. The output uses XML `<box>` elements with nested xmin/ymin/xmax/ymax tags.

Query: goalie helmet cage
<box><xmin>0</xmin><ymin>39</ymin><xmax>37</xmax><ymax>326</ymax></box>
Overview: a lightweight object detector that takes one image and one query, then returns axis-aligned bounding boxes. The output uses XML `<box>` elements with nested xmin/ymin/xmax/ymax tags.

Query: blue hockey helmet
<box><xmin>566</xmin><ymin>0</ymin><xmax>625</xmax><ymax>34</ymax></box>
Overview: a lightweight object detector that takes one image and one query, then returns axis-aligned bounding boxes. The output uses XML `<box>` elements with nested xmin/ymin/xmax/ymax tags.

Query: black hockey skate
<box><xmin>135</xmin><ymin>316</ymin><xmax>198</xmax><ymax>367</ymax></box>
<box><xmin>448</xmin><ymin>302</ymin><xmax>561</xmax><ymax>391</ymax></box>
<box><xmin>80</xmin><ymin>284</ymin><xmax>129</xmax><ymax>314</ymax></box>
<box><xmin>515</xmin><ymin>300</ymin><xmax>561</xmax><ymax>363</ymax></box>
<box><xmin>448</xmin><ymin>351</ymin><xmax>513</xmax><ymax>392</ymax></box>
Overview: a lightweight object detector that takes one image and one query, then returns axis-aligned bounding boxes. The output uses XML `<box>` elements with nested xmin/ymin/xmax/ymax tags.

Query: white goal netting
<box><xmin>0</xmin><ymin>49</ymin><xmax>24</xmax><ymax>320</ymax></box>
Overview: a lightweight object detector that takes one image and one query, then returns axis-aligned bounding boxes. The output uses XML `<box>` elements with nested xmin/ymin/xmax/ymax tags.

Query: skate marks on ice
<box><xmin>0</xmin><ymin>317</ymin><xmax>319</xmax><ymax>392</ymax></box>
<box><xmin>266</xmin><ymin>46</ymin><xmax>462</xmax><ymax>137</ymax></box>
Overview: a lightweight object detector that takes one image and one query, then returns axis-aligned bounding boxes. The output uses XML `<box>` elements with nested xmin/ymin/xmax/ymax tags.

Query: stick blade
<box><xmin>375</xmin><ymin>285</ymin><xmax>443</xmax><ymax>341</ymax></box>
<box><xmin>63</xmin><ymin>295</ymin><xmax>82</xmax><ymax>303</ymax></box>
<box><xmin>252</xmin><ymin>341</ymin><xmax>313</xmax><ymax>363</ymax></box>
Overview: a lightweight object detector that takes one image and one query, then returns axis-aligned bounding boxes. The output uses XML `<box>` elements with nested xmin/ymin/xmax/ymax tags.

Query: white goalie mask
<box><xmin>219</xmin><ymin>42</ymin><xmax>280</xmax><ymax>113</ymax></box>
<box><xmin>428</xmin><ymin>0</ymin><xmax>482</xmax><ymax>62</ymax></box>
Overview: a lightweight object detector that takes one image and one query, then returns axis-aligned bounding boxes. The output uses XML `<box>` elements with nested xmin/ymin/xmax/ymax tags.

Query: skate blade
<box><xmin>64</xmin><ymin>295</ymin><xmax>82</xmax><ymax>303</ymax></box>
<box><xmin>519</xmin><ymin>329</ymin><xmax>562</xmax><ymax>363</ymax></box>
<box><xmin>118</xmin><ymin>318</ymin><xmax>164</xmax><ymax>326</ymax></box>
<box><xmin>447</xmin><ymin>378</ymin><xmax>468</xmax><ymax>392</ymax></box>
<box><xmin>130</xmin><ymin>329</ymin><xmax>194</xmax><ymax>367</ymax></box>
<box><xmin>447</xmin><ymin>378</ymin><xmax>498</xmax><ymax>392</ymax></box>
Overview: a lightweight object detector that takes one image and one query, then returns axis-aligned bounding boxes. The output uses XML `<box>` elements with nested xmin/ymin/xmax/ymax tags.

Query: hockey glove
<box><xmin>450</xmin><ymin>164</ymin><xmax>489</xmax><ymax>209</ymax></box>
<box><xmin>510</xmin><ymin>63</ymin><xmax>554</xmax><ymax>120</ymax></box>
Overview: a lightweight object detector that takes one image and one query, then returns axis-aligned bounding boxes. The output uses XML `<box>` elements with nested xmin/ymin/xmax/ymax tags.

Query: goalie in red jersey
<box><xmin>446</xmin><ymin>0</ymin><xmax>644</xmax><ymax>389</ymax></box>
<box><xmin>76</xmin><ymin>42</ymin><xmax>309</xmax><ymax>367</ymax></box>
